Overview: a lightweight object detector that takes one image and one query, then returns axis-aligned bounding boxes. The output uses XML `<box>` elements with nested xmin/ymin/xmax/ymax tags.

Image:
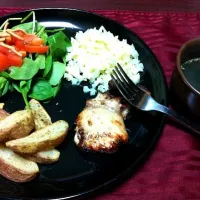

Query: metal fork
<box><xmin>111</xmin><ymin>63</ymin><xmax>200</xmax><ymax>137</ymax></box>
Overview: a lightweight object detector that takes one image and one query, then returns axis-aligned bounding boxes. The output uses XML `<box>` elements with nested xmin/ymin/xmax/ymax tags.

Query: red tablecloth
<box><xmin>1</xmin><ymin>8</ymin><xmax>200</xmax><ymax>200</ymax></box>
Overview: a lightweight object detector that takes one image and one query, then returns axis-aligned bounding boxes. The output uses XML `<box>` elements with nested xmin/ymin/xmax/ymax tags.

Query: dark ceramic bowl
<box><xmin>170</xmin><ymin>37</ymin><xmax>200</xmax><ymax>120</ymax></box>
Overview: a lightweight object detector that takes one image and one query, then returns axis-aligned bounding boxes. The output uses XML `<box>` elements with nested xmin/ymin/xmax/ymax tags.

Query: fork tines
<box><xmin>111</xmin><ymin>63</ymin><xmax>139</xmax><ymax>96</ymax></box>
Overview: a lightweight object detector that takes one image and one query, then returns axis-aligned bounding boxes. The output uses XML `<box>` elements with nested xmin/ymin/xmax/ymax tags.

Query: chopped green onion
<box><xmin>45</xmin><ymin>28</ymin><xmax>65</xmax><ymax>33</ymax></box>
<box><xmin>20</xmin><ymin>11</ymin><xmax>34</xmax><ymax>23</ymax></box>
<box><xmin>32</xmin><ymin>11</ymin><xmax>36</xmax><ymax>34</ymax></box>
<box><xmin>36</xmin><ymin>26</ymin><xmax>45</xmax><ymax>37</ymax></box>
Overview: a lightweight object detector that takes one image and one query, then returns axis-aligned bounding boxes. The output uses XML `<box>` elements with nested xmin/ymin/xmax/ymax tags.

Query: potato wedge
<box><xmin>0</xmin><ymin>110</ymin><xmax>34</xmax><ymax>141</ymax></box>
<box><xmin>0</xmin><ymin>103</ymin><xmax>4</xmax><ymax>109</ymax></box>
<box><xmin>0</xmin><ymin>144</ymin><xmax>39</xmax><ymax>182</ymax></box>
<box><xmin>23</xmin><ymin>149</ymin><xmax>60</xmax><ymax>164</ymax></box>
<box><xmin>6</xmin><ymin>120</ymin><xmax>69</xmax><ymax>154</ymax></box>
<box><xmin>0</xmin><ymin>109</ymin><xmax>9</xmax><ymax>121</ymax></box>
<box><xmin>28</xmin><ymin>99</ymin><xmax>60</xmax><ymax>163</ymax></box>
<box><xmin>29</xmin><ymin>99</ymin><xmax>52</xmax><ymax>130</ymax></box>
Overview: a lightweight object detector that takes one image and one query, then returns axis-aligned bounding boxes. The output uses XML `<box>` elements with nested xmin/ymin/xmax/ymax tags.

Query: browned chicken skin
<box><xmin>74</xmin><ymin>93</ymin><xmax>130</xmax><ymax>153</ymax></box>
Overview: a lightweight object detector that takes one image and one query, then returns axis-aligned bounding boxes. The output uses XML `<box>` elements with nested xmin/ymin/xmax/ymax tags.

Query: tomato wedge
<box><xmin>5</xmin><ymin>36</ymin><xmax>13</xmax><ymax>45</ymax></box>
<box><xmin>31</xmin><ymin>38</ymin><xmax>44</xmax><ymax>46</ymax></box>
<box><xmin>15</xmin><ymin>40</ymin><xmax>26</xmax><ymax>51</ymax></box>
<box><xmin>25</xmin><ymin>45</ymin><xmax>49</xmax><ymax>54</ymax></box>
<box><xmin>15</xmin><ymin>36</ymin><xmax>47</xmax><ymax>54</ymax></box>
<box><xmin>0</xmin><ymin>45</ymin><xmax>11</xmax><ymax>55</ymax></box>
<box><xmin>7</xmin><ymin>54</ymin><xmax>23</xmax><ymax>67</ymax></box>
<box><xmin>22</xmin><ymin>34</ymin><xmax>44</xmax><ymax>46</ymax></box>
<box><xmin>23</xmin><ymin>34</ymin><xmax>38</xmax><ymax>43</ymax></box>
<box><xmin>0</xmin><ymin>52</ymin><xmax>10</xmax><ymax>71</ymax></box>
<box><xmin>19</xmin><ymin>51</ymin><xmax>27</xmax><ymax>58</ymax></box>
<box><xmin>13</xmin><ymin>30</ymin><xmax>26</xmax><ymax>38</ymax></box>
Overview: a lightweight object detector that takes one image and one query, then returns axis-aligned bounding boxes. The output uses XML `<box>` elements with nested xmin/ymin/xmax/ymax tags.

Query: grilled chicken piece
<box><xmin>86</xmin><ymin>93</ymin><xmax>130</xmax><ymax>119</ymax></box>
<box><xmin>74</xmin><ymin>93</ymin><xmax>129</xmax><ymax>153</ymax></box>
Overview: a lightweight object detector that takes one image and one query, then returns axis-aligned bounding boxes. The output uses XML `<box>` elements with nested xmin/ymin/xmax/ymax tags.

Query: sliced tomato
<box><xmin>15</xmin><ymin>40</ymin><xmax>26</xmax><ymax>51</ymax></box>
<box><xmin>25</xmin><ymin>45</ymin><xmax>49</xmax><ymax>54</ymax></box>
<box><xmin>19</xmin><ymin>51</ymin><xmax>27</xmax><ymax>58</ymax></box>
<box><xmin>7</xmin><ymin>54</ymin><xmax>23</xmax><ymax>67</ymax></box>
<box><xmin>23</xmin><ymin>34</ymin><xmax>44</xmax><ymax>46</ymax></box>
<box><xmin>10</xmin><ymin>30</ymin><xmax>25</xmax><ymax>44</ymax></box>
<box><xmin>0</xmin><ymin>52</ymin><xmax>10</xmax><ymax>71</ymax></box>
<box><xmin>5</xmin><ymin>36</ymin><xmax>13</xmax><ymax>45</ymax></box>
<box><xmin>14</xmin><ymin>30</ymin><xmax>26</xmax><ymax>38</ymax></box>
<box><xmin>0</xmin><ymin>45</ymin><xmax>11</xmax><ymax>55</ymax></box>
<box><xmin>23</xmin><ymin>34</ymin><xmax>38</xmax><ymax>43</ymax></box>
<box><xmin>14</xmin><ymin>46</ymin><xmax>26</xmax><ymax>57</ymax></box>
<box><xmin>31</xmin><ymin>38</ymin><xmax>44</xmax><ymax>46</ymax></box>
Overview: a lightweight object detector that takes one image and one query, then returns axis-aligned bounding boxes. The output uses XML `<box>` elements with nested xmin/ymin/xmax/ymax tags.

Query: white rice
<box><xmin>64</xmin><ymin>26</ymin><xmax>144</xmax><ymax>96</ymax></box>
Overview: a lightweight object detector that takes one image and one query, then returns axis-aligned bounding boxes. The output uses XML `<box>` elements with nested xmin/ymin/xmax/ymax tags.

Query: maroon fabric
<box><xmin>1</xmin><ymin>8</ymin><xmax>200</xmax><ymax>200</ymax></box>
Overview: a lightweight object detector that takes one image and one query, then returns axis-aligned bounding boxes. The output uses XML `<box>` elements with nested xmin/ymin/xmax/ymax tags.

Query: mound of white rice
<box><xmin>64</xmin><ymin>26</ymin><xmax>144</xmax><ymax>96</ymax></box>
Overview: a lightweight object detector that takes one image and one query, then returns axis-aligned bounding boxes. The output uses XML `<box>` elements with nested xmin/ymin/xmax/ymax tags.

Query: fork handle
<box><xmin>155</xmin><ymin>103</ymin><xmax>200</xmax><ymax>137</ymax></box>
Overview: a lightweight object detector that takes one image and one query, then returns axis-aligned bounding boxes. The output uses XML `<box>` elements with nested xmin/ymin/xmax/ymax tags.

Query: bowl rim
<box><xmin>176</xmin><ymin>37</ymin><xmax>200</xmax><ymax>95</ymax></box>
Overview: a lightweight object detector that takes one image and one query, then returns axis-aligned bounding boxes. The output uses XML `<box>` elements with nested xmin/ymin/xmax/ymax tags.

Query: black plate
<box><xmin>0</xmin><ymin>8</ymin><xmax>168</xmax><ymax>200</ymax></box>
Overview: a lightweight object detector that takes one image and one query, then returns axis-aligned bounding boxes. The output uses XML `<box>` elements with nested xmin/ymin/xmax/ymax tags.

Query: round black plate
<box><xmin>0</xmin><ymin>8</ymin><xmax>168</xmax><ymax>200</ymax></box>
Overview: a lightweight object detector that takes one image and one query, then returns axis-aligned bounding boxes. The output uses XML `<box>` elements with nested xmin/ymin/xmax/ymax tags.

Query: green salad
<box><xmin>0</xmin><ymin>11</ymin><xmax>71</xmax><ymax>108</ymax></box>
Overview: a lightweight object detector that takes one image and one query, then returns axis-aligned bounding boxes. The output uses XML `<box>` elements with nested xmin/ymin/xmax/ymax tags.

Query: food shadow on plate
<box><xmin>0</xmin><ymin>177</ymin><xmax>25</xmax><ymax>196</ymax></box>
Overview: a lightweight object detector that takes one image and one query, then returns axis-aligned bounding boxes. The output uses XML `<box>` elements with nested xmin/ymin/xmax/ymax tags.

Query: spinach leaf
<box><xmin>40</xmin><ymin>31</ymin><xmax>48</xmax><ymax>44</ymax></box>
<box><xmin>62</xmin><ymin>54</ymin><xmax>67</xmax><ymax>65</ymax></box>
<box><xmin>20</xmin><ymin>80</ymin><xmax>32</xmax><ymax>94</ymax></box>
<box><xmin>0</xmin><ymin>77</ymin><xmax>8</xmax><ymax>96</ymax></box>
<box><xmin>9</xmin><ymin>58</ymin><xmax>40</xmax><ymax>80</ymax></box>
<box><xmin>35</xmin><ymin>55</ymin><xmax>45</xmax><ymax>69</ymax></box>
<box><xmin>48</xmin><ymin>61</ymin><xmax>66</xmax><ymax>86</ymax></box>
<box><xmin>52</xmin><ymin>81</ymin><xmax>61</xmax><ymax>97</ymax></box>
<box><xmin>0</xmin><ymin>77</ymin><xmax>7</xmax><ymax>86</ymax></box>
<box><xmin>47</xmin><ymin>31</ymin><xmax>71</xmax><ymax>60</ymax></box>
<box><xmin>29</xmin><ymin>78</ymin><xmax>54</xmax><ymax>101</ymax></box>
<box><xmin>37</xmin><ymin>26</ymin><xmax>45</xmax><ymax>37</ymax></box>
<box><xmin>43</xmin><ymin>54</ymin><xmax>52</xmax><ymax>77</ymax></box>
<box><xmin>2</xmin><ymin>80</ymin><xmax>9</xmax><ymax>96</ymax></box>
<box><xmin>12</xmin><ymin>21</ymin><xmax>43</xmax><ymax>34</ymax></box>
<box><xmin>45</xmin><ymin>28</ymin><xmax>65</xmax><ymax>33</ymax></box>
<box><xmin>9</xmin><ymin>84</ymin><xmax>14</xmax><ymax>92</ymax></box>
<box><xmin>12</xmin><ymin>80</ymin><xmax>32</xmax><ymax>109</ymax></box>
<box><xmin>20</xmin><ymin>80</ymin><xmax>32</xmax><ymax>109</ymax></box>
<box><xmin>12</xmin><ymin>83</ymin><xmax>21</xmax><ymax>93</ymax></box>
<box><xmin>0</xmin><ymin>71</ymin><xmax>10</xmax><ymax>79</ymax></box>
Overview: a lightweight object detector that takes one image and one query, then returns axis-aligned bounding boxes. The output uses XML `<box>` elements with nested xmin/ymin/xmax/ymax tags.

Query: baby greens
<box><xmin>9</xmin><ymin>58</ymin><xmax>40</xmax><ymax>80</ymax></box>
<box><xmin>29</xmin><ymin>78</ymin><xmax>54</xmax><ymax>101</ymax></box>
<box><xmin>0</xmin><ymin>11</ymin><xmax>71</xmax><ymax>108</ymax></box>
<box><xmin>12</xmin><ymin>21</ymin><xmax>43</xmax><ymax>34</ymax></box>
<box><xmin>0</xmin><ymin>77</ymin><xmax>8</xmax><ymax>96</ymax></box>
<box><xmin>48</xmin><ymin>62</ymin><xmax>66</xmax><ymax>86</ymax></box>
<box><xmin>48</xmin><ymin>31</ymin><xmax>71</xmax><ymax>60</ymax></box>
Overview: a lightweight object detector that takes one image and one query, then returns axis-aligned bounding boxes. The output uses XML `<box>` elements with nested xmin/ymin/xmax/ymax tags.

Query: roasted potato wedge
<box><xmin>0</xmin><ymin>110</ymin><xmax>34</xmax><ymax>141</ymax></box>
<box><xmin>29</xmin><ymin>99</ymin><xmax>52</xmax><ymax>130</ymax></box>
<box><xmin>0</xmin><ymin>103</ymin><xmax>4</xmax><ymax>109</ymax></box>
<box><xmin>6</xmin><ymin>120</ymin><xmax>69</xmax><ymax>154</ymax></box>
<box><xmin>26</xmin><ymin>99</ymin><xmax>60</xmax><ymax>164</ymax></box>
<box><xmin>0</xmin><ymin>144</ymin><xmax>39</xmax><ymax>182</ymax></box>
<box><xmin>28</xmin><ymin>99</ymin><xmax>59</xmax><ymax>163</ymax></box>
<box><xmin>0</xmin><ymin>109</ymin><xmax>9</xmax><ymax>121</ymax></box>
<box><xmin>24</xmin><ymin>149</ymin><xmax>60</xmax><ymax>164</ymax></box>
